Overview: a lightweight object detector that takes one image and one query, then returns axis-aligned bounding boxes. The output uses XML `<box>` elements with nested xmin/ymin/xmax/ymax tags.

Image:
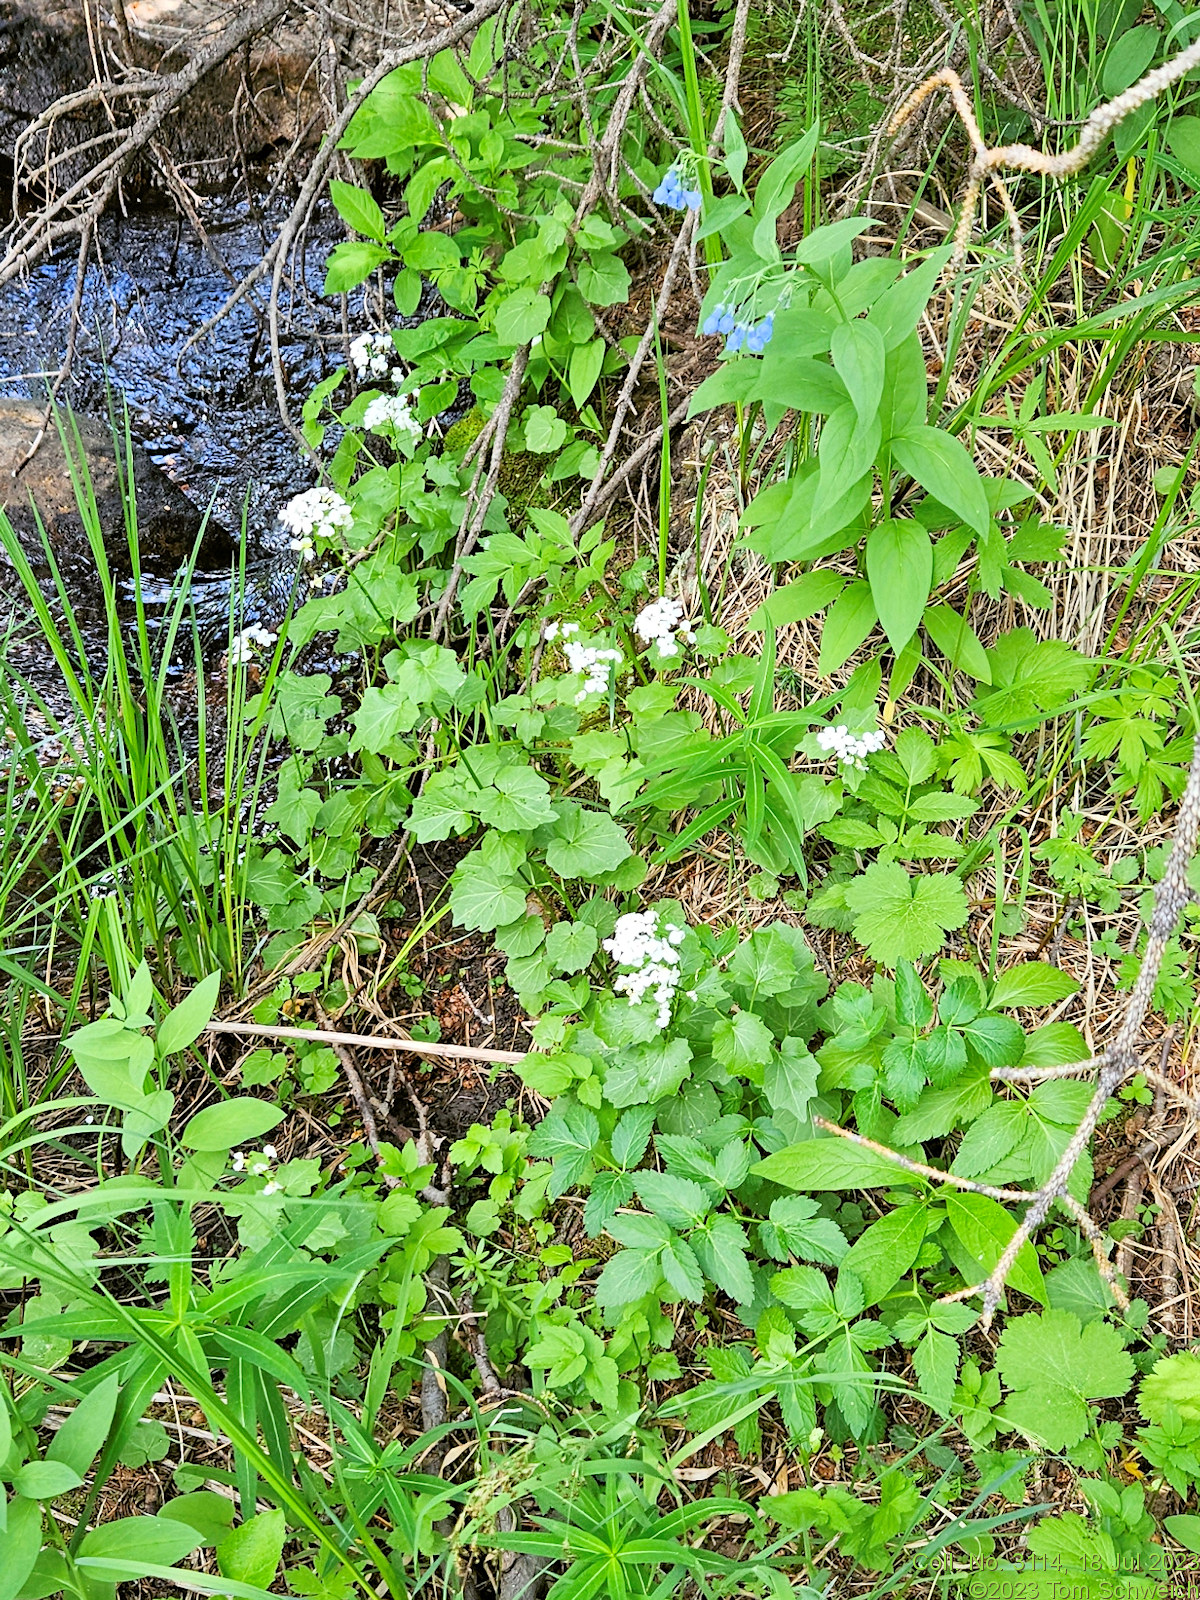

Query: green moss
<box><xmin>443</xmin><ymin>405</ymin><xmax>581</xmax><ymax>530</ymax></box>
<box><xmin>498</xmin><ymin>449</ymin><xmax>551</xmax><ymax>521</ymax></box>
<box><xmin>442</xmin><ymin>405</ymin><xmax>488</xmax><ymax>456</ymax></box>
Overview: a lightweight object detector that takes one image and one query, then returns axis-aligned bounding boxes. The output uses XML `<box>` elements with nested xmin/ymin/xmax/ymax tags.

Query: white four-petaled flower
<box><xmin>363</xmin><ymin>392</ymin><xmax>422</xmax><ymax>442</ymax></box>
<box><xmin>280</xmin><ymin>486</ymin><xmax>353</xmax><ymax>550</ymax></box>
<box><xmin>228</xmin><ymin>624</ymin><xmax>277</xmax><ymax>666</ymax></box>
<box><xmin>544</xmin><ymin>620</ymin><xmax>621</xmax><ymax>700</ymax></box>
<box><xmin>816</xmin><ymin>724</ymin><xmax>886</xmax><ymax>772</ymax></box>
<box><xmin>603</xmin><ymin>910</ymin><xmax>688</xmax><ymax>1029</ymax></box>
<box><xmin>634</xmin><ymin>596</ymin><xmax>696</xmax><ymax>658</ymax></box>
<box><xmin>349</xmin><ymin>331</ymin><xmax>397</xmax><ymax>380</ymax></box>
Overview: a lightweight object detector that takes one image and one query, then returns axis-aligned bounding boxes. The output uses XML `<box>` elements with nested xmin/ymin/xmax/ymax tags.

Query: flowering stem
<box><xmin>674</xmin><ymin>0</ymin><xmax>721</xmax><ymax>270</ymax></box>
<box><xmin>652</xmin><ymin>308</ymin><xmax>671</xmax><ymax>596</ymax></box>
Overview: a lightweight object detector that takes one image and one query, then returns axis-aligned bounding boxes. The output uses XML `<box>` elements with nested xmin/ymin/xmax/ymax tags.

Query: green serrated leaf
<box><xmin>996</xmin><ymin>1310</ymin><xmax>1134</xmax><ymax>1450</ymax></box>
<box><xmin>843</xmin><ymin>862</ymin><xmax>968</xmax><ymax>966</ymax></box>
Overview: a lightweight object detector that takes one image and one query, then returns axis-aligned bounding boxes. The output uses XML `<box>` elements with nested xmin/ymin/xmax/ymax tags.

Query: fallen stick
<box><xmin>0</xmin><ymin>0</ymin><xmax>290</xmax><ymax>286</ymax></box>
<box><xmin>206</xmin><ymin>1016</ymin><xmax>526</xmax><ymax>1065</ymax></box>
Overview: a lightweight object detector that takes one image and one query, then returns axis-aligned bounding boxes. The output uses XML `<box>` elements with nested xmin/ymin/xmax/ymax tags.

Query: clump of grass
<box><xmin>0</xmin><ymin>407</ymin><xmax>275</xmax><ymax>1002</ymax></box>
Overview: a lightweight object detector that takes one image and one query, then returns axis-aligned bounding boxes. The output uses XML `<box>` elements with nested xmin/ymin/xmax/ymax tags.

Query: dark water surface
<box><xmin>0</xmin><ymin>196</ymin><xmax>342</xmax><ymax>549</ymax></box>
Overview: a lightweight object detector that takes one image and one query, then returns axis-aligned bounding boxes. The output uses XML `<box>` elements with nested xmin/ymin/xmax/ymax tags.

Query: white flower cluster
<box><xmin>603</xmin><ymin>910</ymin><xmax>687</xmax><ymax>1029</ymax></box>
<box><xmin>227</xmin><ymin>624</ymin><xmax>277</xmax><ymax>667</ymax></box>
<box><xmin>280</xmin><ymin>486</ymin><xmax>353</xmax><ymax>560</ymax></box>
<box><xmin>363</xmin><ymin>391</ymin><xmax>422</xmax><ymax>442</ymax></box>
<box><xmin>544</xmin><ymin>620</ymin><xmax>622</xmax><ymax>703</ymax></box>
<box><xmin>816</xmin><ymin>724</ymin><xmax>887</xmax><ymax>771</ymax></box>
<box><xmin>634</xmin><ymin>595</ymin><xmax>696</xmax><ymax>658</ymax></box>
<box><xmin>349</xmin><ymin>331</ymin><xmax>397</xmax><ymax>380</ymax></box>
<box><xmin>231</xmin><ymin>1144</ymin><xmax>282</xmax><ymax>1195</ymax></box>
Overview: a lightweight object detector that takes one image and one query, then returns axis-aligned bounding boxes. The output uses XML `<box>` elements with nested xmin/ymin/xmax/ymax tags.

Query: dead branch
<box><xmin>0</xmin><ymin>0</ymin><xmax>290</xmax><ymax>289</ymax></box>
<box><xmin>812</xmin><ymin>733</ymin><xmax>1200</xmax><ymax>1331</ymax></box>
<box><xmin>571</xmin><ymin>210</ymin><xmax>697</xmax><ymax>540</ymax></box>
<box><xmin>205</xmin><ymin>1017</ymin><xmax>527</xmax><ymax>1065</ymax></box>
<box><xmin>236</xmin><ymin>835</ymin><xmax>412</xmax><ymax>1011</ymax></box>
<box><xmin>423</xmin><ymin>0</ymin><xmax>686</xmax><ymax>619</ymax></box>
<box><xmin>964</xmin><ymin>737</ymin><xmax>1200</xmax><ymax>1325</ymax></box>
<box><xmin>266</xmin><ymin>0</ymin><xmax>512</xmax><ymax>447</ymax></box>
<box><xmin>431</xmin><ymin>342</ymin><xmax>531</xmax><ymax>639</ymax></box>
<box><xmin>313</xmin><ymin>1002</ymin><xmax>401</xmax><ymax>1186</ymax></box>
<box><xmin>890</xmin><ymin>34</ymin><xmax>1200</xmax><ymax>270</ymax></box>
<box><xmin>566</xmin><ymin>0</ymin><xmax>750</xmax><ymax>547</ymax></box>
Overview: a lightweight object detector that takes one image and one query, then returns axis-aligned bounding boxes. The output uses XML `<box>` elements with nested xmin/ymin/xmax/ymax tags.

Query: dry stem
<box><xmin>206</xmin><ymin>1017</ymin><xmax>526</xmax><ymax>1065</ymax></box>
<box><xmin>890</xmin><ymin>35</ymin><xmax>1200</xmax><ymax>270</ymax></box>
<box><xmin>813</xmin><ymin>732</ymin><xmax>1200</xmax><ymax>1328</ymax></box>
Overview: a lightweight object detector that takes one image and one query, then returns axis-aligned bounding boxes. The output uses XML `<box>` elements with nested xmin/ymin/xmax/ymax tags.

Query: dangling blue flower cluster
<box><xmin>701</xmin><ymin>306</ymin><xmax>774</xmax><ymax>354</ymax></box>
<box><xmin>653</xmin><ymin>166</ymin><xmax>702</xmax><ymax>211</ymax></box>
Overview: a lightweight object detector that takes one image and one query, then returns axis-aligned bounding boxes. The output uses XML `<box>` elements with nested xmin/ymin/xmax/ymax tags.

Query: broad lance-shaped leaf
<box><xmin>182</xmin><ymin>1098</ymin><xmax>284</xmax><ymax>1152</ymax></box>
<box><xmin>830</xmin><ymin>318</ymin><xmax>886</xmax><ymax>425</ymax></box>
<box><xmin>217</xmin><ymin>1508</ymin><xmax>287</xmax><ymax>1589</ymax></box>
<box><xmin>989</xmin><ymin>961</ymin><xmax>1079</xmax><ymax>1008</ymax></box>
<box><xmin>865</xmin><ymin>517</ymin><xmax>932</xmax><ymax>652</ymax></box>
<box><xmin>890</xmin><ymin>423</ymin><xmax>990</xmax><ymax>537</ymax></box>
<box><xmin>1</xmin><ymin>1497</ymin><xmax>42</xmax><ymax>1600</ymax></box>
<box><xmin>755</xmin><ymin>1137</ymin><xmax>923</xmax><ymax>1192</ymax></box>
<box><xmin>819</xmin><ymin>580</ymin><xmax>878</xmax><ymax>676</ymax></box>
<box><xmin>328</xmin><ymin>179</ymin><xmax>385</xmax><ymax>241</ymax></box>
<box><xmin>944</xmin><ymin>1190</ymin><xmax>1046</xmax><ymax>1304</ymax></box>
<box><xmin>46</xmin><ymin>1372</ymin><xmax>119</xmax><ymax>1477</ymax></box>
<box><xmin>813</xmin><ymin>405</ymin><xmax>881</xmax><ymax>524</ymax></box>
<box><xmin>157</xmin><ymin>970</ymin><xmax>221</xmax><ymax>1056</ymax></box>
<box><xmin>78</xmin><ymin>1516</ymin><xmax>204</xmax><ymax>1567</ymax></box>
<box><xmin>922</xmin><ymin>603</ymin><xmax>991</xmax><ymax>682</ymax></box>
<box><xmin>841</xmin><ymin>1202</ymin><xmax>928</xmax><ymax>1306</ymax></box>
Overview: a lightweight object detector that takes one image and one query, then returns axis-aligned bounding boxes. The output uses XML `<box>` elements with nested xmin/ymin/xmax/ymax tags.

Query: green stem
<box><xmin>674</xmin><ymin>0</ymin><xmax>722</xmax><ymax>269</ymax></box>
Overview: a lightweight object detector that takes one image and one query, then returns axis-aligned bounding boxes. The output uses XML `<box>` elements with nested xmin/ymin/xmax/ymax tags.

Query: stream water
<box><xmin>0</xmin><ymin>195</ymin><xmax>341</xmax><ymax>552</ymax></box>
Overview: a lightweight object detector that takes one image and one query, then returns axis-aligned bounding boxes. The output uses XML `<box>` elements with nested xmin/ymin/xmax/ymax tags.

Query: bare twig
<box><xmin>0</xmin><ymin>0</ymin><xmax>290</xmax><ymax>287</ymax></box>
<box><xmin>236</xmin><ymin>834</ymin><xmax>412</xmax><ymax>1011</ymax></box>
<box><xmin>571</xmin><ymin>212</ymin><xmax>696</xmax><ymax>539</ymax></box>
<box><xmin>889</xmin><ymin>35</ymin><xmax>1200</xmax><ymax>270</ymax></box>
<box><xmin>811</xmin><ymin>1116</ymin><xmax>1033</xmax><ymax>1202</ymax></box>
<box><xmin>813</xmin><ymin>728</ymin><xmax>1199</xmax><ymax>1331</ymax></box>
<box><xmin>964</xmin><ymin>739</ymin><xmax>1200</xmax><ymax>1327</ymax></box>
<box><xmin>206</xmin><ymin>1017</ymin><xmax>526</xmax><ymax>1065</ymax></box>
<box><xmin>314</xmin><ymin>1003</ymin><xmax>400</xmax><ymax>1187</ymax></box>
<box><xmin>431</xmin><ymin>343</ymin><xmax>530</xmax><ymax>638</ymax></box>
<box><xmin>266</xmin><ymin>0</ymin><xmax>511</xmax><ymax>444</ymax></box>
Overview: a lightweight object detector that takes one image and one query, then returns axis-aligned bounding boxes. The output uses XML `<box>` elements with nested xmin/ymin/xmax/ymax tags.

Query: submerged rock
<box><xmin>0</xmin><ymin>398</ymin><xmax>224</xmax><ymax>573</ymax></box>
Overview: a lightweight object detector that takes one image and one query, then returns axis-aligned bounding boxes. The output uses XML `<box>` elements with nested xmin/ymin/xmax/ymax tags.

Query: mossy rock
<box><xmin>442</xmin><ymin>406</ymin><xmax>487</xmax><ymax>456</ymax></box>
